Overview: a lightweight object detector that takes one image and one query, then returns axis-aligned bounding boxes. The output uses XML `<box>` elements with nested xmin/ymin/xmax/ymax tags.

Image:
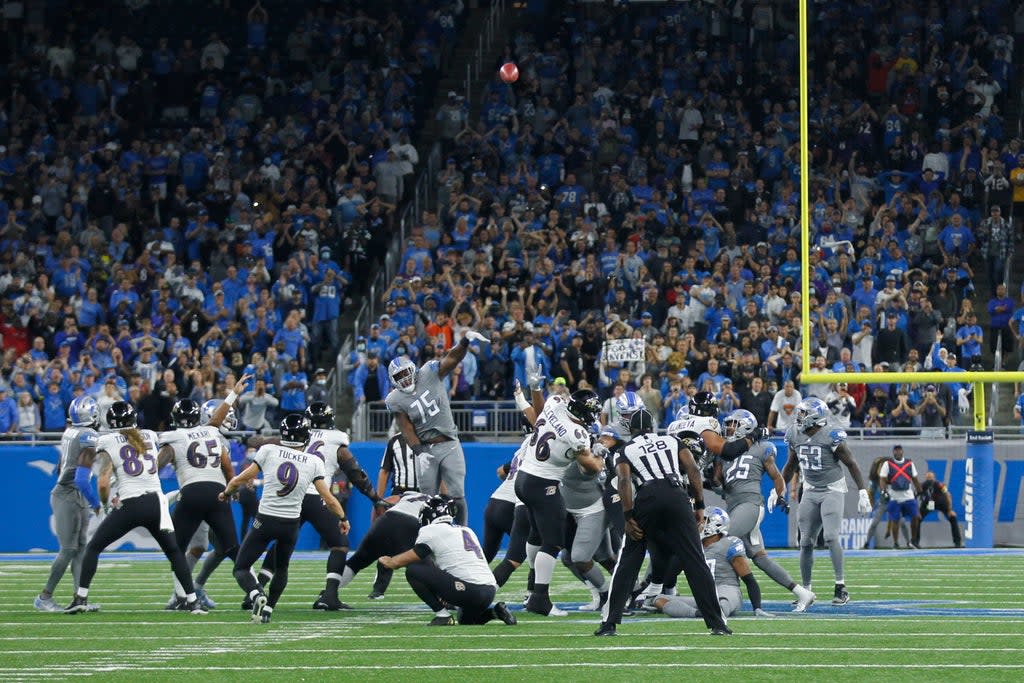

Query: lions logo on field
<box><xmin>454</xmin><ymin>581</ymin><xmax>466</xmax><ymax>592</ymax></box>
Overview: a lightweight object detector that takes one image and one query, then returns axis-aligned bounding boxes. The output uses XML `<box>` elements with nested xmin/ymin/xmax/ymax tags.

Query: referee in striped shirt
<box><xmin>377</xmin><ymin>433</ymin><xmax>420</xmax><ymax>496</ymax></box>
<box><xmin>369</xmin><ymin>433</ymin><xmax>420</xmax><ymax>599</ymax></box>
<box><xmin>595</xmin><ymin>409</ymin><xmax>731</xmax><ymax>636</ymax></box>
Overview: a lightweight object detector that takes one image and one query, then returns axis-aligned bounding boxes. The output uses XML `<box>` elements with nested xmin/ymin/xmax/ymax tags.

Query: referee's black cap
<box><xmin>629</xmin><ymin>408</ymin><xmax>655</xmax><ymax>436</ymax></box>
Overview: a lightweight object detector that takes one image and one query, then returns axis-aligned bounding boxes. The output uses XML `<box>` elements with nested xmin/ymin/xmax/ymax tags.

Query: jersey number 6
<box><xmin>529</xmin><ymin>419</ymin><xmax>556</xmax><ymax>462</ymax></box>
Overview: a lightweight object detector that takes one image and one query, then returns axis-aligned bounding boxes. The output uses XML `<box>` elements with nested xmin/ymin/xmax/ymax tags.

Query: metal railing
<box><xmin>464</xmin><ymin>0</ymin><xmax>506</xmax><ymax>109</ymax></box>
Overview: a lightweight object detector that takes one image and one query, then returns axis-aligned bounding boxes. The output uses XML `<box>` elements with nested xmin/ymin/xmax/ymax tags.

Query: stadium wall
<box><xmin>3</xmin><ymin>442</ymin><xmax>1022</xmax><ymax>552</ymax></box>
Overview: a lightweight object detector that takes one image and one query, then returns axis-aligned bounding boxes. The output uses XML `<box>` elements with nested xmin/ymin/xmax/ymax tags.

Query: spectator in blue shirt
<box><xmin>272</xmin><ymin>314</ymin><xmax>306</xmax><ymax>367</ymax></box>
<box><xmin>278</xmin><ymin>359</ymin><xmax>308</xmax><ymax>413</ymax></box>
<box><xmin>0</xmin><ymin>387</ymin><xmax>18</xmax><ymax>433</ymax></box>
<box><xmin>955</xmin><ymin>312</ymin><xmax>983</xmax><ymax>368</ymax></box>
<box><xmin>938</xmin><ymin>214</ymin><xmax>975</xmax><ymax>264</ymax></box>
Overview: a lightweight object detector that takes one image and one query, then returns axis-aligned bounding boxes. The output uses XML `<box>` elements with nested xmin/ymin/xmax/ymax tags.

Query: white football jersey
<box><xmin>160</xmin><ymin>426</ymin><xmax>230</xmax><ymax>488</ymax></box>
<box><xmin>490</xmin><ymin>440</ymin><xmax>526</xmax><ymax>504</ymax></box>
<box><xmin>300</xmin><ymin>428</ymin><xmax>351</xmax><ymax>494</ymax></box>
<box><xmin>669</xmin><ymin>414</ymin><xmax>721</xmax><ymax>440</ymax></box>
<box><xmin>96</xmin><ymin>430</ymin><xmax>162</xmax><ymax>501</ymax></box>
<box><xmin>518</xmin><ymin>397</ymin><xmax>591</xmax><ymax>480</ymax></box>
<box><xmin>388</xmin><ymin>490</ymin><xmax>431</xmax><ymax>519</ymax></box>
<box><xmin>416</xmin><ymin>523</ymin><xmax>497</xmax><ymax>587</ymax></box>
<box><xmin>253</xmin><ymin>444</ymin><xmax>327</xmax><ymax>518</ymax></box>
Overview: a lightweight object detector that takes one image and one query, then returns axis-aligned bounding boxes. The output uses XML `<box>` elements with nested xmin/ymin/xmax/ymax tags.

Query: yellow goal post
<box><xmin>795</xmin><ymin>0</ymin><xmax>1024</xmax><ymax>431</ymax></box>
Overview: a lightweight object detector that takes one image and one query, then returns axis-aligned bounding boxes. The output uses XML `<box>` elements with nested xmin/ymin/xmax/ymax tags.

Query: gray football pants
<box><xmin>417</xmin><ymin>440</ymin><xmax>466</xmax><ymax>497</ymax></box>
<box><xmin>660</xmin><ymin>585</ymin><xmax>741</xmax><ymax>618</ymax></box>
<box><xmin>727</xmin><ymin>502</ymin><xmax>765</xmax><ymax>555</ymax></box>
<box><xmin>798</xmin><ymin>487</ymin><xmax>845</xmax><ymax>587</ymax></box>
<box><xmin>44</xmin><ymin>490</ymin><xmax>90</xmax><ymax>594</ymax></box>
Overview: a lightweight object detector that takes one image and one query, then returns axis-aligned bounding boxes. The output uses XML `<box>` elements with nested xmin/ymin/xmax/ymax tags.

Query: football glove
<box><xmin>751</xmin><ymin>426</ymin><xmax>770</xmax><ymax>443</ymax></box>
<box><xmin>754</xmin><ymin>608</ymin><xmax>776</xmax><ymax>618</ymax></box>
<box><xmin>857</xmin><ymin>489</ymin><xmax>872</xmax><ymax>514</ymax></box>
<box><xmin>526</xmin><ymin>370</ymin><xmax>545</xmax><ymax>390</ymax></box>
<box><xmin>373</xmin><ymin>498</ymin><xmax>394</xmax><ymax>510</ymax></box>
<box><xmin>465</xmin><ymin>330</ymin><xmax>491</xmax><ymax>344</ymax></box>
<box><xmin>767</xmin><ymin>489</ymin><xmax>781</xmax><ymax>513</ymax></box>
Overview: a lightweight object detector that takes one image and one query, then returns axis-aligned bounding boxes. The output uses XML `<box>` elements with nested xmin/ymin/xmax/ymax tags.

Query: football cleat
<box><xmin>525</xmin><ymin>595</ymin><xmax>567</xmax><ymax>617</ymax></box>
<box><xmin>34</xmin><ymin>595</ymin><xmax>62</xmax><ymax>612</ymax></box>
<box><xmin>493</xmin><ymin>602</ymin><xmax>517</xmax><ymax>626</ymax></box>
<box><xmin>313</xmin><ymin>591</ymin><xmax>351</xmax><ymax>611</ymax></box>
<box><xmin>909</xmin><ymin>542</ymin><xmax>921</xmax><ymax>550</ymax></box>
<box><xmin>241</xmin><ymin>595</ymin><xmax>254</xmax><ymax>610</ymax></box>
<box><xmin>593</xmin><ymin>622</ymin><xmax>617</xmax><ymax>637</ymax></box>
<box><xmin>429</xmin><ymin>615</ymin><xmax>456</xmax><ymax>626</ymax></box>
<box><xmin>578</xmin><ymin>587</ymin><xmax>604</xmax><ymax>612</ymax></box>
<box><xmin>185</xmin><ymin>599</ymin><xmax>208</xmax><ymax>615</ymax></box>
<box><xmin>250</xmin><ymin>593</ymin><xmax>268</xmax><ymax>623</ymax></box>
<box><xmin>64</xmin><ymin>596</ymin><xmax>89</xmax><ymax>614</ymax></box>
<box><xmin>367</xmin><ymin>591</ymin><xmax>386</xmax><ymax>600</ymax></box>
<box><xmin>640</xmin><ymin>595</ymin><xmax>661</xmax><ymax>613</ymax></box>
<box><xmin>832</xmin><ymin>585</ymin><xmax>850</xmax><ymax>606</ymax></box>
<box><xmin>195</xmin><ymin>587</ymin><xmax>216</xmax><ymax>610</ymax></box>
<box><xmin>793</xmin><ymin>585</ymin><xmax>816</xmax><ymax>612</ymax></box>
<box><xmin>710</xmin><ymin>626</ymin><xmax>734</xmax><ymax>636</ymax></box>
<box><xmin>85</xmin><ymin>603</ymin><xmax>101</xmax><ymax>613</ymax></box>
<box><xmin>165</xmin><ymin>595</ymin><xmax>184</xmax><ymax>611</ymax></box>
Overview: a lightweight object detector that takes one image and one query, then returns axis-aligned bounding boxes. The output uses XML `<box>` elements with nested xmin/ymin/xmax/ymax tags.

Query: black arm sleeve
<box><xmin>413</xmin><ymin>543</ymin><xmax>433</xmax><ymax>560</ymax></box>
<box><xmin>719</xmin><ymin>438</ymin><xmax>749</xmax><ymax>461</ymax></box>
<box><xmin>340</xmin><ymin>452</ymin><xmax>377</xmax><ymax>500</ymax></box>
<box><xmin>741</xmin><ymin>572</ymin><xmax>762</xmax><ymax>610</ymax></box>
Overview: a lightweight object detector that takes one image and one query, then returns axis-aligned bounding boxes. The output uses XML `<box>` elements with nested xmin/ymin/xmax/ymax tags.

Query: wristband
<box><xmin>693</xmin><ymin>500</ymin><xmax>706</xmax><ymax>510</ymax></box>
<box><xmin>623</xmin><ymin>509</ymin><xmax>635</xmax><ymax>521</ymax></box>
<box><xmin>225</xmin><ymin>390</ymin><xmax>238</xmax><ymax>407</ymax></box>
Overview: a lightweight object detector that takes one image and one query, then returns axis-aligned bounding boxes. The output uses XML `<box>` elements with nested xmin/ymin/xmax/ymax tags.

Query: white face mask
<box><xmin>316</xmin><ymin>379</ymin><xmax>326</xmax><ymax>385</ymax></box>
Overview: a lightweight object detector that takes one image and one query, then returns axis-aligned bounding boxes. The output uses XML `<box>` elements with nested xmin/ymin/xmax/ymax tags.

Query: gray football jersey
<box><xmin>720</xmin><ymin>441</ymin><xmax>776</xmax><ymax>508</ymax></box>
<box><xmin>784</xmin><ymin>421</ymin><xmax>848</xmax><ymax>489</ymax></box>
<box><xmin>55</xmin><ymin>426</ymin><xmax>98</xmax><ymax>495</ymax></box>
<box><xmin>704</xmin><ymin>534</ymin><xmax>746</xmax><ymax>589</ymax></box>
<box><xmin>385</xmin><ymin>360</ymin><xmax>458</xmax><ymax>441</ymax></box>
<box><xmin>560</xmin><ymin>460</ymin><xmax>604</xmax><ymax>511</ymax></box>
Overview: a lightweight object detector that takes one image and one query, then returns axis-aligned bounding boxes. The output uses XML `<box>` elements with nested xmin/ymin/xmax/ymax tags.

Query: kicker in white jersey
<box><xmin>252</xmin><ymin>444</ymin><xmax>326</xmax><ymax>518</ymax></box>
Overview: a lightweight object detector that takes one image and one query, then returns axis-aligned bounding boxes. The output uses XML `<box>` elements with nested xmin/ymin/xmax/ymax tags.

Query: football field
<box><xmin>1</xmin><ymin>549</ymin><xmax>1023</xmax><ymax>682</ymax></box>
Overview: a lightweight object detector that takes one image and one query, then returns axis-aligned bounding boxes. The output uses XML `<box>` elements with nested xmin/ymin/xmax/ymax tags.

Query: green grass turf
<box><xmin>1</xmin><ymin>550</ymin><xmax>1023</xmax><ymax>683</ymax></box>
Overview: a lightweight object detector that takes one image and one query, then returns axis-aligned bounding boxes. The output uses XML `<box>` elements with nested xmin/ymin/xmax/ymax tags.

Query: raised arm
<box><xmin>208</xmin><ymin>373</ymin><xmax>253</xmax><ymax>428</ymax></box>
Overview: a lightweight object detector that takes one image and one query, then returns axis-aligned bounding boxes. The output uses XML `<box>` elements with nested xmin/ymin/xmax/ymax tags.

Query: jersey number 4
<box><xmin>461</xmin><ymin>530</ymin><xmax>483</xmax><ymax>559</ymax></box>
<box><xmin>411</xmin><ymin>390</ymin><xmax>440</xmax><ymax>422</ymax></box>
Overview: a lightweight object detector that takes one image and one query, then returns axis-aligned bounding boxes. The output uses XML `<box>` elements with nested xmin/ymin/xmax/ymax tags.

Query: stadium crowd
<box><xmin>0</xmin><ymin>0</ymin><xmax>465</xmax><ymax>433</ymax></box>
<box><xmin>346</xmin><ymin>0</ymin><xmax>1024</xmax><ymax>434</ymax></box>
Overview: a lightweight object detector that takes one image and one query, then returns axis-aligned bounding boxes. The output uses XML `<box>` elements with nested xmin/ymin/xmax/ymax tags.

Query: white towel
<box><xmin>957</xmin><ymin>388</ymin><xmax>970</xmax><ymax>415</ymax></box>
<box><xmin>157</xmin><ymin>490</ymin><xmax>175</xmax><ymax>532</ymax></box>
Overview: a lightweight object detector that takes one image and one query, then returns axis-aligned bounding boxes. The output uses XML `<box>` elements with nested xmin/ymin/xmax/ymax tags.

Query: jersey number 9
<box><xmin>276</xmin><ymin>462</ymin><xmax>299</xmax><ymax>497</ymax></box>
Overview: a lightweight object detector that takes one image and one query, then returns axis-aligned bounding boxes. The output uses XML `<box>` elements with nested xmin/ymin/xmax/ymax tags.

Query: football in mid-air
<box><xmin>499</xmin><ymin>62</ymin><xmax>519</xmax><ymax>83</ymax></box>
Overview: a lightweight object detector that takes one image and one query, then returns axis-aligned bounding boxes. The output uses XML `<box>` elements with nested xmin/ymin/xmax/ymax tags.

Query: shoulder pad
<box><xmin>337</xmin><ymin>431</ymin><xmax>351</xmax><ymax>447</ymax></box>
<box><xmin>727</xmin><ymin>536</ymin><xmax>746</xmax><ymax>559</ymax></box>
<box><xmin>80</xmin><ymin>431</ymin><xmax>98</xmax><ymax>448</ymax></box>
<box><xmin>829</xmin><ymin>429</ymin><xmax>847</xmax><ymax>447</ymax></box>
<box><xmin>762</xmin><ymin>441</ymin><xmax>777</xmax><ymax>459</ymax></box>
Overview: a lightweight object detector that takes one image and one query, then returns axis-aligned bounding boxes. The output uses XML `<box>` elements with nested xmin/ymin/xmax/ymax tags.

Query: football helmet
<box><xmin>629</xmin><ymin>408</ymin><xmax>655</xmax><ymax>437</ymax></box>
<box><xmin>690</xmin><ymin>391</ymin><xmax>719</xmax><ymax>418</ymax></box>
<box><xmin>305</xmin><ymin>402</ymin><xmax>336</xmax><ymax>429</ymax></box>
<box><xmin>567</xmin><ymin>389</ymin><xmax>601</xmax><ymax>425</ymax></box>
<box><xmin>724</xmin><ymin>409</ymin><xmax>758</xmax><ymax>442</ymax></box>
<box><xmin>388</xmin><ymin>356</ymin><xmax>417</xmax><ymax>394</ymax></box>
<box><xmin>68</xmin><ymin>395</ymin><xmax>99</xmax><ymax>428</ymax></box>
<box><xmin>702</xmin><ymin>506</ymin><xmax>730</xmax><ymax>539</ymax></box>
<box><xmin>418</xmin><ymin>495</ymin><xmax>457</xmax><ymax>526</ymax></box>
<box><xmin>674</xmin><ymin>404</ymin><xmax>690</xmax><ymax>421</ymax></box>
<box><xmin>171</xmin><ymin>399</ymin><xmax>202</xmax><ymax>428</ymax></box>
<box><xmin>279</xmin><ymin>413</ymin><xmax>311</xmax><ymax>447</ymax></box>
<box><xmin>795</xmin><ymin>397</ymin><xmax>830</xmax><ymax>433</ymax></box>
<box><xmin>200</xmin><ymin>399</ymin><xmax>237</xmax><ymax>431</ymax></box>
<box><xmin>614</xmin><ymin>391</ymin><xmax>643</xmax><ymax>431</ymax></box>
<box><xmin>107</xmin><ymin>401</ymin><xmax>138</xmax><ymax>429</ymax></box>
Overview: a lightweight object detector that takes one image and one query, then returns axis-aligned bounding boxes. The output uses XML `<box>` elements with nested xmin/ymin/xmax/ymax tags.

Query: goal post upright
<box><xmin>796</xmin><ymin>0</ymin><xmax>1009</xmax><ymax>547</ymax></box>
